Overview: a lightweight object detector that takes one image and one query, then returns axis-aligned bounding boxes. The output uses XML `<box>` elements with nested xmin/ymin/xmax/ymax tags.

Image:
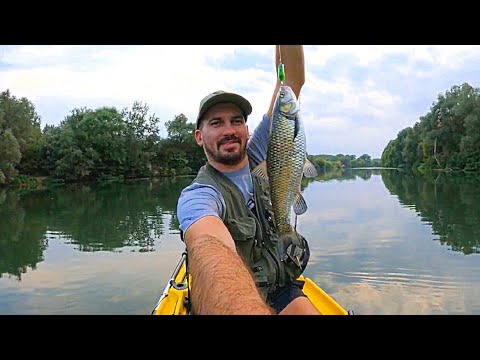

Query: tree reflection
<box><xmin>0</xmin><ymin>177</ymin><xmax>193</xmax><ymax>278</ymax></box>
<box><xmin>382</xmin><ymin>170</ymin><xmax>480</xmax><ymax>255</ymax></box>
<box><xmin>0</xmin><ymin>190</ymin><xmax>47</xmax><ymax>280</ymax></box>
<box><xmin>301</xmin><ymin>168</ymin><xmax>380</xmax><ymax>190</ymax></box>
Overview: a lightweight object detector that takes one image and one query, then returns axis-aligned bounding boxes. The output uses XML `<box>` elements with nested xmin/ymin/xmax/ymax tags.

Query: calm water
<box><xmin>1</xmin><ymin>169</ymin><xmax>479</xmax><ymax>315</ymax></box>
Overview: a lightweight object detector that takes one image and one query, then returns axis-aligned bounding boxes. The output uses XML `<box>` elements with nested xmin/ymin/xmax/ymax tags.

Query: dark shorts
<box><xmin>266</xmin><ymin>280</ymin><xmax>307</xmax><ymax>314</ymax></box>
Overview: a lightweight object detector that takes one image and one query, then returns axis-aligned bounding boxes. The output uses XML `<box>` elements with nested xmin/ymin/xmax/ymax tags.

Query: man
<box><xmin>177</xmin><ymin>45</ymin><xmax>320</xmax><ymax>315</ymax></box>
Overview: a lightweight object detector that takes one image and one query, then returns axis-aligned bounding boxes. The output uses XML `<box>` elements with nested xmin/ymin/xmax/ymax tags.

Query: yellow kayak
<box><xmin>152</xmin><ymin>252</ymin><xmax>352</xmax><ymax>315</ymax></box>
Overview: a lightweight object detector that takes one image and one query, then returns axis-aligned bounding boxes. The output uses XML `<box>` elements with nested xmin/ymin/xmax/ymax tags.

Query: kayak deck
<box><xmin>152</xmin><ymin>253</ymin><xmax>351</xmax><ymax>315</ymax></box>
<box><xmin>151</xmin><ymin>253</ymin><xmax>190</xmax><ymax>315</ymax></box>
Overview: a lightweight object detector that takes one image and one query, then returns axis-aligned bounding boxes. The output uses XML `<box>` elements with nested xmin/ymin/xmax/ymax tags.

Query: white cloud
<box><xmin>1</xmin><ymin>44</ymin><xmax>479</xmax><ymax>158</ymax></box>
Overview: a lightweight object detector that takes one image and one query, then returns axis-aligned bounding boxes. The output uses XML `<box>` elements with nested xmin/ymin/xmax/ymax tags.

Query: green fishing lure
<box><xmin>278</xmin><ymin>63</ymin><xmax>285</xmax><ymax>84</ymax></box>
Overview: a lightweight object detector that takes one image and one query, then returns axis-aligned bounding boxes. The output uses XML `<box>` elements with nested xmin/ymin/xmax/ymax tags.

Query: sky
<box><xmin>1</xmin><ymin>45</ymin><xmax>480</xmax><ymax>159</ymax></box>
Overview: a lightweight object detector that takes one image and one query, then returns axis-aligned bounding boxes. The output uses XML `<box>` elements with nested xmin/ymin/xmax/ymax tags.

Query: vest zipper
<box><xmin>265</xmin><ymin>241</ymin><xmax>282</xmax><ymax>287</ymax></box>
<box><xmin>249</xmin><ymin>197</ymin><xmax>282</xmax><ymax>289</ymax></box>
<box><xmin>250</xmin><ymin>174</ymin><xmax>288</xmax><ymax>289</ymax></box>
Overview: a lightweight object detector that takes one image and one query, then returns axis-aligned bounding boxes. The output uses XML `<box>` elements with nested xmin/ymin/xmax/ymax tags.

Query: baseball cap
<box><xmin>196</xmin><ymin>90</ymin><xmax>252</xmax><ymax>129</ymax></box>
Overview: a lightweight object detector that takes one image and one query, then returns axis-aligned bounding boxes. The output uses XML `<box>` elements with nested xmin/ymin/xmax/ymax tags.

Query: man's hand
<box><xmin>267</xmin><ymin>45</ymin><xmax>305</xmax><ymax>120</ymax></box>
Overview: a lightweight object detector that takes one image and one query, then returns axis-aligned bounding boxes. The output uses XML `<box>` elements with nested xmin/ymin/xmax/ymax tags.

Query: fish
<box><xmin>252</xmin><ymin>85</ymin><xmax>317</xmax><ymax>238</ymax></box>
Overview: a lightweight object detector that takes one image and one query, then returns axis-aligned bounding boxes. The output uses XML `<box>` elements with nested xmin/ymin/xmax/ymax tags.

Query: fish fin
<box><xmin>303</xmin><ymin>158</ymin><xmax>318</xmax><ymax>178</ymax></box>
<box><xmin>251</xmin><ymin>161</ymin><xmax>268</xmax><ymax>179</ymax></box>
<box><xmin>293</xmin><ymin>192</ymin><xmax>308</xmax><ymax>215</ymax></box>
<box><xmin>294</xmin><ymin>115</ymin><xmax>299</xmax><ymax>140</ymax></box>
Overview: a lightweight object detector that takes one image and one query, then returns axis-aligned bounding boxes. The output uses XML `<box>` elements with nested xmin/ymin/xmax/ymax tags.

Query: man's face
<box><xmin>195</xmin><ymin>103</ymin><xmax>249</xmax><ymax>167</ymax></box>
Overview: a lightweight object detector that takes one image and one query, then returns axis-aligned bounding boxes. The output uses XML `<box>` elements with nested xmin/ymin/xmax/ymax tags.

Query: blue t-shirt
<box><xmin>177</xmin><ymin>113</ymin><xmax>270</xmax><ymax>234</ymax></box>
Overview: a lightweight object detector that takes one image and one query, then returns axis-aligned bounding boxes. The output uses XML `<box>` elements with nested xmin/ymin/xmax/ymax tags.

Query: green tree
<box><xmin>155</xmin><ymin>114</ymin><xmax>205</xmax><ymax>176</ymax></box>
<box><xmin>0</xmin><ymin>90</ymin><xmax>43</xmax><ymax>183</ymax></box>
<box><xmin>0</xmin><ymin>129</ymin><xmax>21</xmax><ymax>185</ymax></box>
<box><xmin>122</xmin><ymin>101</ymin><xmax>161</xmax><ymax>178</ymax></box>
<box><xmin>41</xmin><ymin>106</ymin><xmax>129</xmax><ymax>182</ymax></box>
<box><xmin>384</xmin><ymin>82</ymin><xmax>480</xmax><ymax>173</ymax></box>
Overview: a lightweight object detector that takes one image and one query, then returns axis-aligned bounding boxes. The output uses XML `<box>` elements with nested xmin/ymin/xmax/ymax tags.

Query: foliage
<box><xmin>0</xmin><ymin>90</ymin><xmax>42</xmax><ymax>184</ymax></box>
<box><xmin>3</xmin><ymin>80</ymin><xmax>480</xmax><ymax>187</ymax></box>
<box><xmin>381</xmin><ymin>82</ymin><xmax>480</xmax><ymax>173</ymax></box>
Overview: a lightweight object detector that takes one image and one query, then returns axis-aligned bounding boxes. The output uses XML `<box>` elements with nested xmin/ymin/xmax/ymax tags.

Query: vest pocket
<box><xmin>224</xmin><ymin>216</ymin><xmax>256</xmax><ymax>241</ymax></box>
<box><xmin>224</xmin><ymin>216</ymin><xmax>256</xmax><ymax>259</ymax></box>
<box><xmin>225</xmin><ymin>216</ymin><xmax>279</xmax><ymax>293</ymax></box>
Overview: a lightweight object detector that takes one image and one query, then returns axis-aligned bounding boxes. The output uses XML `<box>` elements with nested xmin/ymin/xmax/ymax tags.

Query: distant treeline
<box><xmin>0</xmin><ymin>89</ymin><xmax>205</xmax><ymax>187</ymax></box>
<box><xmin>381</xmin><ymin>82</ymin><xmax>480</xmax><ymax>173</ymax></box>
<box><xmin>308</xmin><ymin>153</ymin><xmax>381</xmax><ymax>171</ymax></box>
<box><xmin>2</xmin><ymin>81</ymin><xmax>477</xmax><ymax>187</ymax></box>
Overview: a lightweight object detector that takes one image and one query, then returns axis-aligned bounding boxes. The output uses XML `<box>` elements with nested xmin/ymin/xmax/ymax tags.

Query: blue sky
<box><xmin>1</xmin><ymin>45</ymin><xmax>479</xmax><ymax>159</ymax></box>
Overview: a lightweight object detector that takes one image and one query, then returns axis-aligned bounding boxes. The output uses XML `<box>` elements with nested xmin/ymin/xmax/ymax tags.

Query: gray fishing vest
<box><xmin>187</xmin><ymin>159</ymin><xmax>310</xmax><ymax>296</ymax></box>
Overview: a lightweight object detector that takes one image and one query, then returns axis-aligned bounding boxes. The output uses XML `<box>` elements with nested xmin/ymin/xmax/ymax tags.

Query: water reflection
<box><xmin>0</xmin><ymin>189</ymin><xmax>47</xmax><ymax>280</ymax></box>
<box><xmin>302</xmin><ymin>168</ymin><xmax>480</xmax><ymax>255</ymax></box>
<box><xmin>2</xmin><ymin>170</ymin><xmax>479</xmax><ymax>281</ymax></box>
<box><xmin>381</xmin><ymin>170</ymin><xmax>480</xmax><ymax>255</ymax></box>
<box><xmin>1</xmin><ymin>169</ymin><xmax>480</xmax><ymax>314</ymax></box>
<box><xmin>0</xmin><ymin>177</ymin><xmax>193</xmax><ymax>280</ymax></box>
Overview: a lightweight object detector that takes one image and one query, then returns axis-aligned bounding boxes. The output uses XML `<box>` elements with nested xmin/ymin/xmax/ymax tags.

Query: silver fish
<box><xmin>252</xmin><ymin>85</ymin><xmax>317</xmax><ymax>237</ymax></box>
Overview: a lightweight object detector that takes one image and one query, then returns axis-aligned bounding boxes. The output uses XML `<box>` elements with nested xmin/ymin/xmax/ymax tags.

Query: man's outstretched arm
<box><xmin>184</xmin><ymin>215</ymin><xmax>274</xmax><ymax>315</ymax></box>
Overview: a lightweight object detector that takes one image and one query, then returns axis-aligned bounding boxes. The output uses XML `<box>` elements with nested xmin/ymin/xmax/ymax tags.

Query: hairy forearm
<box><xmin>187</xmin><ymin>236</ymin><xmax>274</xmax><ymax>315</ymax></box>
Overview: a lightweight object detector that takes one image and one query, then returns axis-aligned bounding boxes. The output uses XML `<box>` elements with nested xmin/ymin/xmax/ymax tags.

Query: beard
<box><xmin>204</xmin><ymin>135</ymin><xmax>247</xmax><ymax>166</ymax></box>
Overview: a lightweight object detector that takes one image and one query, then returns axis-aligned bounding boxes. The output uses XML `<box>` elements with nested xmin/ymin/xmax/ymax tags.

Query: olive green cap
<box><xmin>196</xmin><ymin>90</ymin><xmax>252</xmax><ymax>129</ymax></box>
